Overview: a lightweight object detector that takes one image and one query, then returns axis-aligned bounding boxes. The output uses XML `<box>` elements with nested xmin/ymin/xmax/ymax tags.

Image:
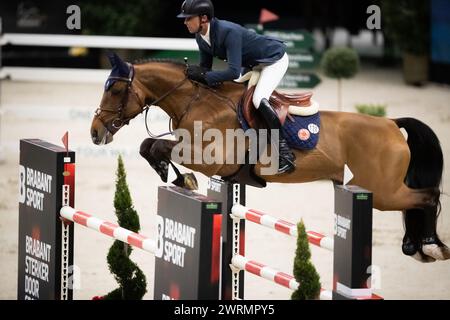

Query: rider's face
<box><xmin>184</xmin><ymin>16</ymin><xmax>201</xmax><ymax>34</ymax></box>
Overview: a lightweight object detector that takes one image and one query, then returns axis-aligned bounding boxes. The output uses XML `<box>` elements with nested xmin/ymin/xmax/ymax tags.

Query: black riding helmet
<box><xmin>177</xmin><ymin>0</ymin><xmax>214</xmax><ymax>19</ymax></box>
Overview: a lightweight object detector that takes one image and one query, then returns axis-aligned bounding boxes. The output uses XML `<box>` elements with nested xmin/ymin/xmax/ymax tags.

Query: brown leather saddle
<box><xmin>221</xmin><ymin>87</ymin><xmax>314</xmax><ymax>188</ymax></box>
<box><xmin>242</xmin><ymin>86</ymin><xmax>314</xmax><ymax>129</ymax></box>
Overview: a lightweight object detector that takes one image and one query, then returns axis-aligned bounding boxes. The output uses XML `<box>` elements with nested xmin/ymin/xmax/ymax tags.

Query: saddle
<box><xmin>221</xmin><ymin>71</ymin><xmax>320</xmax><ymax>189</ymax></box>
<box><xmin>236</xmin><ymin>71</ymin><xmax>319</xmax><ymax>129</ymax></box>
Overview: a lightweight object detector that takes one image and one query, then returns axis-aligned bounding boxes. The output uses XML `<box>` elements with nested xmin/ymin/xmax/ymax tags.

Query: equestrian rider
<box><xmin>177</xmin><ymin>0</ymin><xmax>296</xmax><ymax>174</ymax></box>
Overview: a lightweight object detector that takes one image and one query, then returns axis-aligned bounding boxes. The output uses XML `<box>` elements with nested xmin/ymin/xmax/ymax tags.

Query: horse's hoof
<box><xmin>422</xmin><ymin>244</ymin><xmax>450</xmax><ymax>261</ymax></box>
<box><xmin>402</xmin><ymin>236</ymin><xmax>418</xmax><ymax>256</ymax></box>
<box><xmin>411</xmin><ymin>251</ymin><xmax>436</xmax><ymax>263</ymax></box>
<box><xmin>402</xmin><ymin>241</ymin><xmax>418</xmax><ymax>256</ymax></box>
<box><xmin>183</xmin><ymin>173</ymin><xmax>198</xmax><ymax>191</ymax></box>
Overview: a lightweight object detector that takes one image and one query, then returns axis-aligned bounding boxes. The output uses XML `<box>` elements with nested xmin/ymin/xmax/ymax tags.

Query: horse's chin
<box><xmin>103</xmin><ymin>133</ymin><xmax>114</xmax><ymax>145</ymax></box>
<box><xmin>92</xmin><ymin>130</ymin><xmax>114</xmax><ymax>145</ymax></box>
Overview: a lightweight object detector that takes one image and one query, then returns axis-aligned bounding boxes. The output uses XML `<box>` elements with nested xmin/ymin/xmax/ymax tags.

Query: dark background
<box><xmin>0</xmin><ymin>0</ymin><xmax>377</xmax><ymax>72</ymax></box>
<box><xmin>1</xmin><ymin>0</ymin><xmax>449</xmax><ymax>84</ymax></box>
<box><xmin>0</xmin><ymin>0</ymin><xmax>374</xmax><ymax>36</ymax></box>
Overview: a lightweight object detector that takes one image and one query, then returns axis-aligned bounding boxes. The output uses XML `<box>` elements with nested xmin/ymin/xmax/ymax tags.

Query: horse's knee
<box><xmin>139</xmin><ymin>138</ymin><xmax>155</xmax><ymax>158</ymax></box>
<box><xmin>150</xmin><ymin>139</ymin><xmax>175</xmax><ymax>159</ymax></box>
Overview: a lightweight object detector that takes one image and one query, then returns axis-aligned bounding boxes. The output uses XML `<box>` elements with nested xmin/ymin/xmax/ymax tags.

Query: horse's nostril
<box><xmin>92</xmin><ymin>130</ymin><xmax>98</xmax><ymax>138</ymax></box>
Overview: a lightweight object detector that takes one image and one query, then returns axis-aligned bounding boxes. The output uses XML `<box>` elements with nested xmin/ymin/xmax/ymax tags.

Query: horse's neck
<box><xmin>135</xmin><ymin>63</ymin><xmax>188</xmax><ymax>120</ymax></box>
<box><xmin>136</xmin><ymin>63</ymin><xmax>244</xmax><ymax>129</ymax></box>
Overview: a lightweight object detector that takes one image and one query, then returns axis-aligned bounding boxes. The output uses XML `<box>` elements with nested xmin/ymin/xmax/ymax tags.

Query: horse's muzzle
<box><xmin>91</xmin><ymin>128</ymin><xmax>113</xmax><ymax>145</ymax></box>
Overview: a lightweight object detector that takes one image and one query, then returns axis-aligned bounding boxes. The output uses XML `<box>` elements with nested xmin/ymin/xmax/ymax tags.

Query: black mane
<box><xmin>133</xmin><ymin>58</ymin><xmax>186</xmax><ymax>68</ymax></box>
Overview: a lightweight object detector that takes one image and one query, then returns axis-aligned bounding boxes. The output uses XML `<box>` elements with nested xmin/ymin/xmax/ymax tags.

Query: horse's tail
<box><xmin>394</xmin><ymin>117</ymin><xmax>447</xmax><ymax>261</ymax></box>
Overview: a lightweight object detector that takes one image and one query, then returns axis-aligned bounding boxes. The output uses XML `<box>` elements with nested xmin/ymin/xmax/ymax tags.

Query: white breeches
<box><xmin>252</xmin><ymin>52</ymin><xmax>289</xmax><ymax>109</ymax></box>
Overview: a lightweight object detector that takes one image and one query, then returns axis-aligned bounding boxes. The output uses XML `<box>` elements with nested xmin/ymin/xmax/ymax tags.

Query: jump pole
<box><xmin>231</xmin><ymin>204</ymin><xmax>334</xmax><ymax>251</ymax></box>
<box><xmin>60</xmin><ymin>206</ymin><xmax>157</xmax><ymax>254</ymax></box>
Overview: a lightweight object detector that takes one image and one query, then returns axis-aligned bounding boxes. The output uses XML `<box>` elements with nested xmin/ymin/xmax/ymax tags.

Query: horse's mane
<box><xmin>133</xmin><ymin>57</ymin><xmax>245</xmax><ymax>96</ymax></box>
<box><xmin>133</xmin><ymin>58</ymin><xmax>185</xmax><ymax>68</ymax></box>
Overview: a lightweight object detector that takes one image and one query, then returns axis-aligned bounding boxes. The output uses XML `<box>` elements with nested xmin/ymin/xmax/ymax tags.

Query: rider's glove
<box><xmin>186</xmin><ymin>65</ymin><xmax>209</xmax><ymax>85</ymax></box>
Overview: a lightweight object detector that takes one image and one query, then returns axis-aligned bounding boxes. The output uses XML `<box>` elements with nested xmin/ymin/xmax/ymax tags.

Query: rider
<box><xmin>177</xmin><ymin>0</ymin><xmax>296</xmax><ymax>174</ymax></box>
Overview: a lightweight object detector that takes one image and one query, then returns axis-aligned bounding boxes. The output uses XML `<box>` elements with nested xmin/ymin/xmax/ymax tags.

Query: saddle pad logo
<box><xmin>308</xmin><ymin>123</ymin><xmax>320</xmax><ymax>134</ymax></box>
<box><xmin>298</xmin><ymin>129</ymin><xmax>310</xmax><ymax>141</ymax></box>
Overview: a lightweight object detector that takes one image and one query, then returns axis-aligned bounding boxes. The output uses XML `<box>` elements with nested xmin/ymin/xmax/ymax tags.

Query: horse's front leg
<box><xmin>139</xmin><ymin>138</ymin><xmax>198</xmax><ymax>190</ymax></box>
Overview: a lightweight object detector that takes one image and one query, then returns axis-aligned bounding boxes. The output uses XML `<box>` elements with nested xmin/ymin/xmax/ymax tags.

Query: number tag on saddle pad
<box><xmin>281</xmin><ymin>112</ymin><xmax>320</xmax><ymax>150</ymax></box>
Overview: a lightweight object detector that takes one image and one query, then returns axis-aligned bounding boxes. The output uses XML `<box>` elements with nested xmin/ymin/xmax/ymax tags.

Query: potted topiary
<box><xmin>321</xmin><ymin>47</ymin><xmax>360</xmax><ymax>111</ymax></box>
<box><xmin>291</xmin><ymin>221</ymin><xmax>321</xmax><ymax>300</ymax></box>
<box><xmin>382</xmin><ymin>0</ymin><xmax>430</xmax><ymax>85</ymax></box>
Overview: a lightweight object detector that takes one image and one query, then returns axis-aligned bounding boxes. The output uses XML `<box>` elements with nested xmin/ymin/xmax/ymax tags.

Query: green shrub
<box><xmin>102</xmin><ymin>155</ymin><xmax>147</xmax><ymax>300</ymax></box>
<box><xmin>321</xmin><ymin>47</ymin><xmax>360</xmax><ymax>79</ymax></box>
<box><xmin>355</xmin><ymin>104</ymin><xmax>387</xmax><ymax>117</ymax></box>
<box><xmin>321</xmin><ymin>47</ymin><xmax>360</xmax><ymax>111</ymax></box>
<box><xmin>291</xmin><ymin>221</ymin><xmax>321</xmax><ymax>300</ymax></box>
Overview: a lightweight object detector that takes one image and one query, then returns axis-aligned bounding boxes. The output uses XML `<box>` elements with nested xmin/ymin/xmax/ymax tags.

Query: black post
<box><xmin>0</xmin><ymin>17</ymin><xmax>4</xmax><ymax>163</ymax></box>
<box><xmin>18</xmin><ymin>139</ymin><xmax>75</xmax><ymax>300</ymax></box>
<box><xmin>333</xmin><ymin>185</ymin><xmax>374</xmax><ymax>300</ymax></box>
<box><xmin>154</xmin><ymin>186</ymin><xmax>222</xmax><ymax>300</ymax></box>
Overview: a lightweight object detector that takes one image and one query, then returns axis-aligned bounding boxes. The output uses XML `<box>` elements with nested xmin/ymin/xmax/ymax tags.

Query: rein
<box><xmin>143</xmin><ymin>77</ymin><xmax>189</xmax><ymax>138</ymax></box>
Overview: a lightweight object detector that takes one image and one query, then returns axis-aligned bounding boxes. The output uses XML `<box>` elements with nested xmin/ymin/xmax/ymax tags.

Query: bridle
<box><xmin>94</xmin><ymin>64</ymin><xmax>144</xmax><ymax>135</ymax></box>
<box><xmin>95</xmin><ymin>63</ymin><xmax>189</xmax><ymax>137</ymax></box>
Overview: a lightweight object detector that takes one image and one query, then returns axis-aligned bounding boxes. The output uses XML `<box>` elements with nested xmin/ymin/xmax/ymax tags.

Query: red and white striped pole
<box><xmin>231</xmin><ymin>255</ymin><xmax>332</xmax><ymax>300</ymax></box>
<box><xmin>60</xmin><ymin>206</ymin><xmax>157</xmax><ymax>254</ymax></box>
<box><xmin>231</xmin><ymin>204</ymin><xmax>334</xmax><ymax>251</ymax></box>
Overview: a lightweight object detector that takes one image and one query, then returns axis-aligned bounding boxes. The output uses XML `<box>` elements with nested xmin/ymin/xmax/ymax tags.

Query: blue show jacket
<box><xmin>195</xmin><ymin>18</ymin><xmax>286</xmax><ymax>86</ymax></box>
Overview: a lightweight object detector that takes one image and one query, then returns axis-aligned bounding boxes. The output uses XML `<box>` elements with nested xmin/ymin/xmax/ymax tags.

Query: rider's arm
<box><xmin>205</xmin><ymin>28</ymin><xmax>242</xmax><ymax>86</ymax></box>
<box><xmin>199</xmin><ymin>49</ymin><xmax>213</xmax><ymax>70</ymax></box>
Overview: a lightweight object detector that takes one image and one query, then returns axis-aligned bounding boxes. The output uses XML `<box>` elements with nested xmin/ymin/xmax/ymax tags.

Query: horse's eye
<box><xmin>111</xmin><ymin>88</ymin><xmax>121</xmax><ymax>95</ymax></box>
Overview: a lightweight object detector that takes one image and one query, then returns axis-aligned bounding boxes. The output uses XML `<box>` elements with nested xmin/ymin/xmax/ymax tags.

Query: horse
<box><xmin>90</xmin><ymin>53</ymin><xmax>449</xmax><ymax>263</ymax></box>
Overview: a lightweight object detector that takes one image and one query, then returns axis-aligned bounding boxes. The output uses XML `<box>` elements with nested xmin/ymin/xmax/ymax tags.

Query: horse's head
<box><xmin>90</xmin><ymin>53</ymin><xmax>146</xmax><ymax>145</ymax></box>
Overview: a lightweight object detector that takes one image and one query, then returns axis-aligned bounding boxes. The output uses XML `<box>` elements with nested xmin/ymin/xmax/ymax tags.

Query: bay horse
<box><xmin>90</xmin><ymin>53</ymin><xmax>449</xmax><ymax>263</ymax></box>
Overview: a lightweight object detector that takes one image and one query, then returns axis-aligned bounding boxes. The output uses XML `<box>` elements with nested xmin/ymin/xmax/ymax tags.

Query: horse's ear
<box><xmin>107</xmin><ymin>52</ymin><xmax>119</xmax><ymax>68</ymax></box>
<box><xmin>105</xmin><ymin>52</ymin><xmax>130</xmax><ymax>91</ymax></box>
<box><xmin>107</xmin><ymin>52</ymin><xmax>129</xmax><ymax>77</ymax></box>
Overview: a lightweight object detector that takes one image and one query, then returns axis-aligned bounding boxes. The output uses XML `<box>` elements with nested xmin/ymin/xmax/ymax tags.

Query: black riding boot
<box><xmin>257</xmin><ymin>98</ymin><xmax>296</xmax><ymax>174</ymax></box>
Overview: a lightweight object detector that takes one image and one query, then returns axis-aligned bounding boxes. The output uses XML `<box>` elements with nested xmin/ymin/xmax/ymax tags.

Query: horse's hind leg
<box><xmin>376</xmin><ymin>183</ymin><xmax>449</xmax><ymax>262</ymax></box>
<box><xmin>416</xmin><ymin>196</ymin><xmax>450</xmax><ymax>262</ymax></box>
<box><xmin>398</xmin><ymin>186</ymin><xmax>450</xmax><ymax>262</ymax></box>
<box><xmin>373</xmin><ymin>179</ymin><xmax>437</xmax><ymax>211</ymax></box>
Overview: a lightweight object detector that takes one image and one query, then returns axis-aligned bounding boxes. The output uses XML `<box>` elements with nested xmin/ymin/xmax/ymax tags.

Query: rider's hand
<box><xmin>186</xmin><ymin>65</ymin><xmax>209</xmax><ymax>85</ymax></box>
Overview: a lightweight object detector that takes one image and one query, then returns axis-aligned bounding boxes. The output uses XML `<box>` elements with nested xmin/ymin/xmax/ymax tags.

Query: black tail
<box><xmin>394</xmin><ymin>118</ymin><xmax>444</xmax><ymax>257</ymax></box>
